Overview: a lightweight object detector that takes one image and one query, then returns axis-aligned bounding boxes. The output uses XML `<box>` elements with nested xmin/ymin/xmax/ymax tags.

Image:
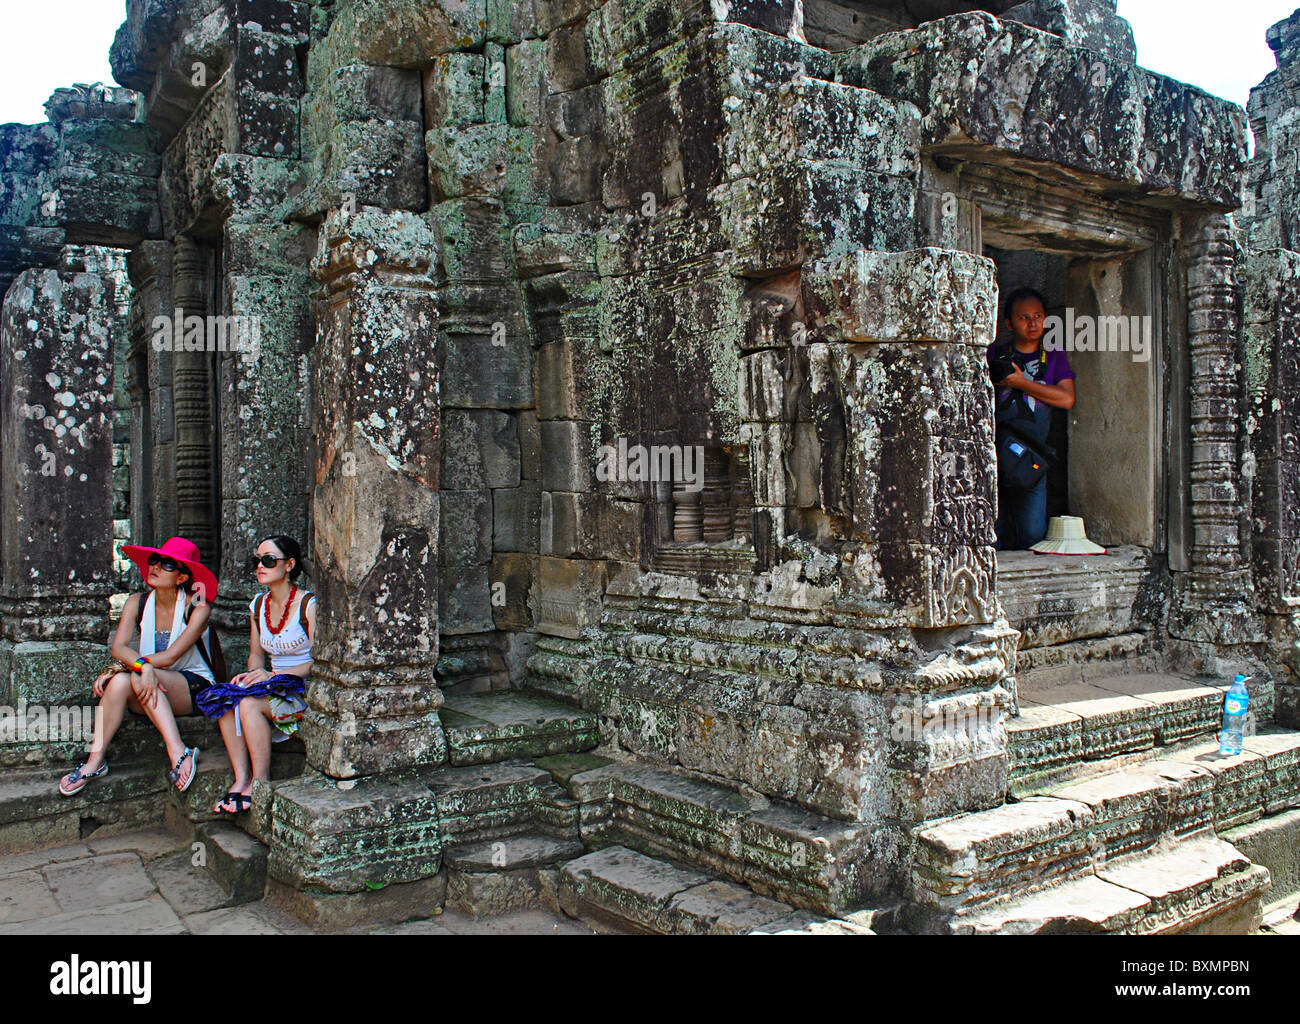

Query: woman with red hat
<box><xmin>57</xmin><ymin>537</ymin><xmax>219</xmax><ymax>797</ymax></box>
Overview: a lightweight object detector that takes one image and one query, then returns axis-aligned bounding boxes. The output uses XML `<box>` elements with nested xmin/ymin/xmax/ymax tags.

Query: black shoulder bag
<box><xmin>991</xmin><ymin>344</ymin><xmax>1056</xmax><ymax>492</ymax></box>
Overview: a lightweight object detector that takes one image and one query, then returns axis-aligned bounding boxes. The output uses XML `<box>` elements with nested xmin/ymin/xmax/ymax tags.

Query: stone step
<box><xmin>1008</xmin><ymin>673</ymin><xmax>1245</xmax><ymax>794</ymax></box>
<box><xmin>1223</xmin><ymin>807</ymin><xmax>1300</xmax><ymax>904</ymax></box>
<box><xmin>910</xmin><ymin>728</ymin><xmax>1300</xmax><ymax>922</ymax></box>
<box><xmin>550</xmin><ymin>757</ymin><xmax>880</xmax><ymax>914</ymax></box>
<box><xmin>1259</xmin><ymin>893</ymin><xmax>1300</xmax><ymax>934</ymax></box>
<box><xmin>439</xmin><ymin>690</ymin><xmax>599</xmax><ymax>766</ymax></box>
<box><xmin>0</xmin><ymin>713</ymin><xmax>223</xmax><ymax>772</ymax></box>
<box><xmin>423</xmin><ymin>762</ymin><xmax>580</xmax><ymax>849</ymax></box>
<box><xmin>555</xmin><ymin>845</ymin><xmax>874</xmax><ymax>935</ymax></box>
<box><xmin>936</xmin><ymin>835</ymin><xmax>1270</xmax><ymax>935</ymax></box>
<box><xmin>193</xmin><ymin>820</ymin><xmax>268</xmax><ymax>905</ymax></box>
<box><xmin>164</xmin><ymin>740</ymin><xmax>306</xmax><ymax>833</ymax></box>
<box><xmin>0</xmin><ymin>763</ymin><xmax>167</xmax><ymax>855</ymax></box>
<box><xmin>444</xmin><ymin>831</ymin><xmax>585</xmax><ymax>916</ymax></box>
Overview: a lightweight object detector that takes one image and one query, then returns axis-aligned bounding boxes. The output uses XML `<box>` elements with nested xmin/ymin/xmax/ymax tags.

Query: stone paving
<box><xmin>0</xmin><ymin>827</ymin><xmax>600</xmax><ymax>935</ymax></box>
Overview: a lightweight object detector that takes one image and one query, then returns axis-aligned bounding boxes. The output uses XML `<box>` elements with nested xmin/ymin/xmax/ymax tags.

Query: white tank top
<box><xmin>139</xmin><ymin>591</ymin><xmax>214</xmax><ymax>683</ymax></box>
<box><xmin>251</xmin><ymin>591</ymin><xmax>314</xmax><ymax>675</ymax></box>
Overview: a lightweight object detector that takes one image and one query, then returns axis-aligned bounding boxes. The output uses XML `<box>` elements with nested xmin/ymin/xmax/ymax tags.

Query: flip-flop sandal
<box><xmin>168</xmin><ymin>747</ymin><xmax>199</xmax><ymax>793</ymax></box>
<box><xmin>59</xmin><ymin>761</ymin><xmax>109</xmax><ymax>797</ymax></box>
<box><xmin>214</xmin><ymin>792</ymin><xmax>252</xmax><ymax>815</ymax></box>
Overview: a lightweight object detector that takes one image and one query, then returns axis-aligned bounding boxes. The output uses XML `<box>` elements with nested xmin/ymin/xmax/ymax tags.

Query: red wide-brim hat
<box><xmin>121</xmin><ymin>537</ymin><xmax>220</xmax><ymax>603</ymax></box>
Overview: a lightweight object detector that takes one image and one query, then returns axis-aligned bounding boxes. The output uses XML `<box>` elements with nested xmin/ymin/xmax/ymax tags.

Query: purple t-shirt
<box><xmin>986</xmin><ymin>343</ymin><xmax>1076</xmax><ymax>388</ymax></box>
<box><xmin>988</xmin><ymin>343</ymin><xmax>1074</xmax><ymax>440</ymax></box>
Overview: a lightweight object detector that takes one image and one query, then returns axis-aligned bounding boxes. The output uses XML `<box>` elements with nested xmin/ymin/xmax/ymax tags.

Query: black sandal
<box><xmin>214</xmin><ymin>791</ymin><xmax>251</xmax><ymax>815</ymax></box>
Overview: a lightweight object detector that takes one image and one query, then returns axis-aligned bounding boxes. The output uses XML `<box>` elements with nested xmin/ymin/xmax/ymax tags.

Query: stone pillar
<box><xmin>1171</xmin><ymin>211</ymin><xmax>1254</xmax><ymax>643</ymax></box>
<box><xmin>300</xmin><ymin>207</ymin><xmax>445</xmax><ymax>778</ymax></box>
<box><xmin>214</xmin><ymin>220</ymin><xmax>316</xmax><ymax>637</ymax></box>
<box><xmin>0</xmin><ymin>246</ymin><xmax>123</xmax><ymax>704</ymax></box>
<box><xmin>170</xmin><ymin>236</ymin><xmax>216</xmax><ymax>564</ymax></box>
<box><xmin>125</xmin><ymin>241</ymin><xmax>176</xmax><ymax>546</ymax></box>
<box><xmin>801</xmin><ymin>248</ymin><xmax>1016</xmax><ymax>821</ymax></box>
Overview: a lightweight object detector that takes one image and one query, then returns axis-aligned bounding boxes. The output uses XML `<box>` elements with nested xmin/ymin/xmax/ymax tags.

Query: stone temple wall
<box><xmin>1</xmin><ymin>0</ymin><xmax>1298</xmax><ymax>914</ymax></box>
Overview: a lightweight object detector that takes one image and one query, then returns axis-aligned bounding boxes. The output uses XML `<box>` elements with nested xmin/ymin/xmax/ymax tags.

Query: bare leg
<box><xmin>85</xmin><ymin>672</ymin><xmax>133</xmax><ymax>769</ymax></box>
<box><xmin>238</xmin><ymin>697</ymin><xmax>273</xmax><ymax>795</ymax></box>
<box><xmin>137</xmin><ymin>667</ymin><xmax>198</xmax><ymax>789</ymax></box>
<box><xmin>215</xmin><ymin>708</ymin><xmax>252</xmax><ymax>812</ymax></box>
<box><xmin>60</xmin><ymin>672</ymin><xmax>144</xmax><ymax>792</ymax></box>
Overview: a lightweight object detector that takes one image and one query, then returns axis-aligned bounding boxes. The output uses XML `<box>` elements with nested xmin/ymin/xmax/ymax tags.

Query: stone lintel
<box><xmin>840</xmin><ymin>12</ymin><xmax>1246</xmax><ymax>210</ymax></box>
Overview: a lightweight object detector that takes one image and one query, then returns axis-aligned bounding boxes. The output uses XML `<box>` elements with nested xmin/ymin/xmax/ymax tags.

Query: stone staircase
<box><xmin>0</xmin><ymin>714</ymin><xmax>224</xmax><ymax>854</ymax></box>
<box><xmin>541</xmin><ymin>754</ymin><xmax>888</xmax><ymax>934</ymax></box>
<box><xmin>10</xmin><ymin>670</ymin><xmax>1296</xmax><ymax>935</ymax></box>
<box><xmin>905</xmin><ymin>667</ymin><xmax>1300</xmax><ymax>934</ymax></box>
<box><xmin>1007</xmin><ymin>671</ymin><xmax>1267</xmax><ymax>795</ymax></box>
<box><xmin>166</xmin><ymin>689</ymin><xmax>605</xmax><ymax>916</ymax></box>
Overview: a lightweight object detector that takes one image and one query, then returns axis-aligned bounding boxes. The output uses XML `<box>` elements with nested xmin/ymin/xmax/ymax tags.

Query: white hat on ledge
<box><xmin>1030</xmin><ymin>516</ymin><xmax>1107</xmax><ymax>555</ymax></box>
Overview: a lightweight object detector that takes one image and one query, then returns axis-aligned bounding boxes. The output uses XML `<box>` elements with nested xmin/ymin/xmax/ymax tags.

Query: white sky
<box><xmin>0</xmin><ymin>1</ymin><xmax>1293</xmax><ymax>125</ymax></box>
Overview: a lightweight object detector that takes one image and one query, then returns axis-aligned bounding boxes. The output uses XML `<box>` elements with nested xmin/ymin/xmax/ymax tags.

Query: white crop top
<box><xmin>251</xmin><ymin>591</ymin><xmax>314</xmax><ymax>675</ymax></box>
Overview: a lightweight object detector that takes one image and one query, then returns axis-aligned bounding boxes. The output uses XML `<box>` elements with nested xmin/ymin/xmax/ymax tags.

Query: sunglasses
<box><xmin>250</xmin><ymin>554</ymin><xmax>287</xmax><ymax>569</ymax></box>
<box><xmin>147</xmin><ymin>554</ymin><xmax>181</xmax><ymax>573</ymax></box>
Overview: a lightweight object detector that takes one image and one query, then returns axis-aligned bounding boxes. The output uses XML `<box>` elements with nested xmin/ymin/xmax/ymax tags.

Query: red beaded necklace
<box><xmin>264</xmin><ymin>584</ymin><xmax>298</xmax><ymax>636</ymax></box>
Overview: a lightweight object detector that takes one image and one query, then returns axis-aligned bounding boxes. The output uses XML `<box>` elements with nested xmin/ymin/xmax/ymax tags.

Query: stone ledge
<box><xmin>440</xmin><ymin>690</ymin><xmax>600</xmax><ymax>766</ymax></box>
<box><xmin>945</xmin><ymin>836</ymin><xmax>1268</xmax><ymax>934</ymax></box>
<box><xmin>264</xmin><ymin>874</ymin><xmax>447</xmax><ymax>933</ymax></box>
<box><xmin>838</xmin><ymin>12</ymin><xmax>1245</xmax><ymax>209</ymax></box>
<box><xmin>556</xmin><ymin>845</ymin><xmax>848</xmax><ymax>935</ymax></box>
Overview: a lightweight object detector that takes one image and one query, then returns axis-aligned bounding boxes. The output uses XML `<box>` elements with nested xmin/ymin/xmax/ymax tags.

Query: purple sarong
<box><xmin>195</xmin><ymin>674</ymin><xmax>305</xmax><ymax>736</ymax></box>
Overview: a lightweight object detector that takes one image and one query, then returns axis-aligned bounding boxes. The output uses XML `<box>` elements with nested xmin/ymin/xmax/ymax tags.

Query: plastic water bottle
<box><xmin>1219</xmin><ymin>674</ymin><xmax>1251</xmax><ymax>755</ymax></box>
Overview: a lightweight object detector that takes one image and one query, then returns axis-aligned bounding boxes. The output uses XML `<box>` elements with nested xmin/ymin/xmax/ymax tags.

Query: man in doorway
<box><xmin>988</xmin><ymin>287</ymin><xmax>1076</xmax><ymax>549</ymax></box>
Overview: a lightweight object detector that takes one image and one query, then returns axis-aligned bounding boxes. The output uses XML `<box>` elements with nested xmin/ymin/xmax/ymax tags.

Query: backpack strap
<box><xmin>298</xmin><ymin>591</ymin><xmax>314</xmax><ymax>642</ymax></box>
<box><xmin>133</xmin><ymin>591</ymin><xmax>148</xmax><ymax>635</ymax></box>
<box><xmin>182</xmin><ymin>594</ymin><xmax>216</xmax><ymax>678</ymax></box>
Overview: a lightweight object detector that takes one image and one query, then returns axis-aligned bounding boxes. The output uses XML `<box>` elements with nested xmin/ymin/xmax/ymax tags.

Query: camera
<box><xmin>989</xmin><ymin>354</ymin><xmax>1017</xmax><ymax>384</ymax></box>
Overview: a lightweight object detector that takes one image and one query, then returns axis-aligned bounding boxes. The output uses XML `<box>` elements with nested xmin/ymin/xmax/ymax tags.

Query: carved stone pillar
<box><xmin>300</xmin><ymin>207</ymin><xmax>445</xmax><ymax>778</ymax></box>
<box><xmin>0</xmin><ymin>246</ymin><xmax>122</xmax><ymax>704</ymax></box>
<box><xmin>171</xmin><ymin>236</ymin><xmax>215</xmax><ymax>563</ymax></box>
<box><xmin>125</xmin><ymin>241</ymin><xmax>173</xmax><ymax>551</ymax></box>
<box><xmin>801</xmin><ymin>247</ymin><xmax>1016</xmax><ymax>821</ymax></box>
<box><xmin>1171</xmin><ymin>211</ymin><xmax>1254</xmax><ymax>642</ymax></box>
<box><xmin>1243</xmin><ymin>249</ymin><xmax>1300</xmax><ymax>725</ymax></box>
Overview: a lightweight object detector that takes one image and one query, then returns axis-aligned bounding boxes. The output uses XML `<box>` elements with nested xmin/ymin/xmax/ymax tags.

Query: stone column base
<box><xmin>264</xmin><ymin>874</ymin><xmax>447</xmax><ymax>932</ymax></box>
<box><xmin>266</xmin><ymin>771</ymin><xmax>443</xmax><ymax>905</ymax></box>
<box><xmin>0</xmin><ymin>640</ymin><xmax>106</xmax><ymax>705</ymax></box>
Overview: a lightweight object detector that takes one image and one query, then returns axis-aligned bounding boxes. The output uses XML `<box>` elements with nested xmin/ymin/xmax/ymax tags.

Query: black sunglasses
<box><xmin>147</xmin><ymin>554</ymin><xmax>181</xmax><ymax>573</ymax></box>
<box><xmin>250</xmin><ymin>554</ymin><xmax>287</xmax><ymax>569</ymax></box>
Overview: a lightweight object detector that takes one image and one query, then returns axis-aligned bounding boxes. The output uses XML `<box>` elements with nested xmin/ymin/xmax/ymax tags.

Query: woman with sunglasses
<box><xmin>58</xmin><ymin>537</ymin><xmax>218</xmax><ymax>796</ymax></box>
<box><xmin>197</xmin><ymin>535</ymin><xmax>314</xmax><ymax>815</ymax></box>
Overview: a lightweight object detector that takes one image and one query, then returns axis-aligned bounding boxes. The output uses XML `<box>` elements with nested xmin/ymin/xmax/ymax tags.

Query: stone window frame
<box><xmin>925</xmin><ymin>158</ymin><xmax>1179</xmax><ymax>563</ymax></box>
